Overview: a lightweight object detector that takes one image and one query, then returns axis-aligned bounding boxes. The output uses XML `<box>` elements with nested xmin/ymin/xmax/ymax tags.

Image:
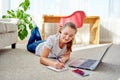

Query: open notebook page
<box><xmin>47</xmin><ymin>66</ymin><xmax>69</xmax><ymax>72</ymax></box>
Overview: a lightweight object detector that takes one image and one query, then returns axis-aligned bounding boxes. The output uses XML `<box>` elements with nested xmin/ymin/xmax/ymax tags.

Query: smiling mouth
<box><xmin>64</xmin><ymin>39</ymin><xmax>69</xmax><ymax>42</ymax></box>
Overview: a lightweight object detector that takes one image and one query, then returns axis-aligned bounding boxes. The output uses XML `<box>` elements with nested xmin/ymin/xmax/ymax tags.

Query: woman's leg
<box><xmin>27</xmin><ymin>40</ymin><xmax>44</xmax><ymax>53</ymax></box>
<box><xmin>34</xmin><ymin>27</ymin><xmax>42</xmax><ymax>41</ymax></box>
<box><xmin>27</xmin><ymin>27</ymin><xmax>42</xmax><ymax>53</ymax></box>
<box><xmin>27</xmin><ymin>27</ymin><xmax>42</xmax><ymax>45</ymax></box>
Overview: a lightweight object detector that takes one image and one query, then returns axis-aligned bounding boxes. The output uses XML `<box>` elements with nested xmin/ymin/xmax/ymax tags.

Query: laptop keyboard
<box><xmin>80</xmin><ymin>59</ymin><xmax>97</xmax><ymax>67</ymax></box>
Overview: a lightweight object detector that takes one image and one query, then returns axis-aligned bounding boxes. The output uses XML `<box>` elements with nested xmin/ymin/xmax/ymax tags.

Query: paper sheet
<box><xmin>47</xmin><ymin>66</ymin><xmax>69</xmax><ymax>72</ymax></box>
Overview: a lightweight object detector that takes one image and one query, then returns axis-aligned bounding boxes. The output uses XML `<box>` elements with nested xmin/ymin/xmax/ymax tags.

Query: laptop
<box><xmin>69</xmin><ymin>44</ymin><xmax>112</xmax><ymax>70</ymax></box>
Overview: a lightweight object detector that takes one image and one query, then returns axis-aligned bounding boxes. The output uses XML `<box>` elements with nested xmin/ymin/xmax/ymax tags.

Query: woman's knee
<box><xmin>27</xmin><ymin>45</ymin><xmax>35</xmax><ymax>53</ymax></box>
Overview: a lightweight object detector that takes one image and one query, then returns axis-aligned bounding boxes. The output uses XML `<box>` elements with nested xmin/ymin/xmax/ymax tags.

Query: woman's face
<box><xmin>60</xmin><ymin>26</ymin><xmax>76</xmax><ymax>44</ymax></box>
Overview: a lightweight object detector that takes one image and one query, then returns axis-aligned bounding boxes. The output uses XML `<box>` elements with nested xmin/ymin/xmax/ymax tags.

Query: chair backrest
<box><xmin>59</xmin><ymin>11</ymin><xmax>86</xmax><ymax>28</ymax></box>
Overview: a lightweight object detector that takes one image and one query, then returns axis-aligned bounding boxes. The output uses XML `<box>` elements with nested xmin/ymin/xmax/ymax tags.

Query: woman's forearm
<box><xmin>40</xmin><ymin>57</ymin><xmax>65</xmax><ymax>69</ymax></box>
<box><xmin>60</xmin><ymin>51</ymin><xmax>71</xmax><ymax>63</ymax></box>
<box><xmin>60</xmin><ymin>55</ymin><xmax>70</xmax><ymax>63</ymax></box>
<box><xmin>40</xmin><ymin>57</ymin><xmax>55</xmax><ymax>67</ymax></box>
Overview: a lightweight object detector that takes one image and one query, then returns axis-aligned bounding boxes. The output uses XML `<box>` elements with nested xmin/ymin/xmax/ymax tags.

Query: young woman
<box><xmin>27</xmin><ymin>22</ymin><xmax>77</xmax><ymax>69</ymax></box>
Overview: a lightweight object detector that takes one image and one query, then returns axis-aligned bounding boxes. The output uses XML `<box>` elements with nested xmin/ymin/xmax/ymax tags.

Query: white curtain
<box><xmin>0</xmin><ymin>0</ymin><xmax>2</xmax><ymax>18</ymax></box>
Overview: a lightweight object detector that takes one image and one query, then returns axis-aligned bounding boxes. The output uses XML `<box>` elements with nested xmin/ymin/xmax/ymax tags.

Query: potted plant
<box><xmin>2</xmin><ymin>0</ymin><xmax>34</xmax><ymax>40</ymax></box>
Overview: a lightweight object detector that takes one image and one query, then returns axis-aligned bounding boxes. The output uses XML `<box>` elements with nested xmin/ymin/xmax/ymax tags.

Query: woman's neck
<box><xmin>59</xmin><ymin>42</ymin><xmax>65</xmax><ymax>49</ymax></box>
<box><xmin>59</xmin><ymin>38</ymin><xmax>65</xmax><ymax>49</ymax></box>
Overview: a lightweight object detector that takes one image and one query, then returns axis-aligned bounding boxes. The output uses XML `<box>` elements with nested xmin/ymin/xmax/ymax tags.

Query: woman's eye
<box><xmin>69</xmin><ymin>35</ymin><xmax>73</xmax><ymax>37</ymax></box>
<box><xmin>63</xmin><ymin>32</ymin><xmax>74</xmax><ymax>38</ymax></box>
<box><xmin>64</xmin><ymin>33</ymin><xmax>68</xmax><ymax>35</ymax></box>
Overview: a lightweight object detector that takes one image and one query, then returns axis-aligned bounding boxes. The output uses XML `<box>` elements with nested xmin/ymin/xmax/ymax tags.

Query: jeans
<box><xmin>27</xmin><ymin>27</ymin><xmax>45</xmax><ymax>53</ymax></box>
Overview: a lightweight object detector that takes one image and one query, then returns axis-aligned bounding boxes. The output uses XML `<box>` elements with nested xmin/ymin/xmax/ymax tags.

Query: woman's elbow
<box><xmin>40</xmin><ymin>56</ymin><xmax>47</xmax><ymax>66</ymax></box>
<box><xmin>40</xmin><ymin>57</ymin><xmax>44</xmax><ymax>64</ymax></box>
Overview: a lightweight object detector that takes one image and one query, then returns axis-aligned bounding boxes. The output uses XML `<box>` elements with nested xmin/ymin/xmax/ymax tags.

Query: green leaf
<box><xmin>17</xmin><ymin>10</ymin><xmax>24</xmax><ymax>19</ymax></box>
<box><xmin>18</xmin><ymin>30</ymin><xmax>24</xmax><ymax>40</ymax></box>
<box><xmin>23</xmin><ymin>13</ymin><xmax>30</xmax><ymax>18</ymax></box>
<box><xmin>24</xmin><ymin>18</ymin><xmax>29</xmax><ymax>24</ymax></box>
<box><xmin>23</xmin><ymin>28</ymin><xmax>28</xmax><ymax>36</ymax></box>
<box><xmin>24</xmin><ymin>0</ymin><xmax>30</xmax><ymax>10</ymax></box>
<box><xmin>2</xmin><ymin>15</ymin><xmax>8</xmax><ymax>18</ymax></box>
<box><xmin>18</xmin><ymin>24</ymin><xmax>28</xmax><ymax>40</ymax></box>
<box><xmin>16</xmin><ymin>9</ymin><xmax>21</xmax><ymax>18</ymax></box>
<box><xmin>29</xmin><ymin>23</ymin><xmax>34</xmax><ymax>30</ymax></box>
<box><xmin>18</xmin><ymin>24</ymin><xmax>25</xmax><ymax>30</ymax></box>
<box><xmin>7</xmin><ymin>10</ymin><xmax>16</xmax><ymax>18</ymax></box>
<box><xmin>19</xmin><ymin>0</ymin><xmax>30</xmax><ymax>11</ymax></box>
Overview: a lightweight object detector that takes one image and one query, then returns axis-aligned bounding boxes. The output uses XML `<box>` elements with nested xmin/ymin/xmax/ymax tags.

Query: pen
<box><xmin>56</xmin><ymin>57</ymin><xmax>65</xmax><ymax>68</ymax></box>
<box><xmin>57</xmin><ymin>58</ymin><xmax>62</xmax><ymax>63</ymax></box>
<box><xmin>54</xmin><ymin>54</ymin><xmax>62</xmax><ymax>63</ymax></box>
<box><xmin>54</xmin><ymin>54</ymin><xmax>64</xmax><ymax>65</ymax></box>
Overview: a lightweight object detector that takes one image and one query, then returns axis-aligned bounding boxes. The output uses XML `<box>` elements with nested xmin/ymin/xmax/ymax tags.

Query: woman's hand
<box><xmin>54</xmin><ymin>61</ymin><xmax>65</xmax><ymax>69</ymax></box>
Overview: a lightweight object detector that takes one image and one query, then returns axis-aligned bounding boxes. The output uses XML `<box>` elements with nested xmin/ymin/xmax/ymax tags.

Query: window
<box><xmin>0</xmin><ymin>0</ymin><xmax>2</xmax><ymax>18</ymax></box>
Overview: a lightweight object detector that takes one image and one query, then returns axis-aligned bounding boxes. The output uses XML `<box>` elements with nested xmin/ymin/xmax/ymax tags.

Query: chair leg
<box><xmin>11</xmin><ymin>43</ymin><xmax>16</xmax><ymax>49</ymax></box>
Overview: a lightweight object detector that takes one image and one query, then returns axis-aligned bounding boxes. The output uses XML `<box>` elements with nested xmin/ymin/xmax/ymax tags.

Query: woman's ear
<box><xmin>58</xmin><ymin>26</ymin><xmax>62</xmax><ymax>33</ymax></box>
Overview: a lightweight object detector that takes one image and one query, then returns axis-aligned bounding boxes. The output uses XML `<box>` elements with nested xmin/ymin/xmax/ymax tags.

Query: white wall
<box><xmin>100</xmin><ymin>18</ymin><xmax>120</xmax><ymax>44</ymax></box>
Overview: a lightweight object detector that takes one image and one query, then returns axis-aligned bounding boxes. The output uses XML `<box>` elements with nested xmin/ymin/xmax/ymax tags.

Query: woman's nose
<box><xmin>65</xmin><ymin>35</ymin><xmax>69</xmax><ymax>39</ymax></box>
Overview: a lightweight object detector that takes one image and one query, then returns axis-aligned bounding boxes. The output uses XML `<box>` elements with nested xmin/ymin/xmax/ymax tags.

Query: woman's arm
<box><xmin>60</xmin><ymin>50</ymin><xmax>71</xmax><ymax>63</ymax></box>
<box><xmin>40</xmin><ymin>47</ymin><xmax>64</xmax><ymax>69</ymax></box>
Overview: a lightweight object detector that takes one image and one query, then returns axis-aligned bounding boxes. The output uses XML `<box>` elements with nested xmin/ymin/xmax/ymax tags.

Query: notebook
<box><xmin>47</xmin><ymin>66</ymin><xmax>69</xmax><ymax>72</ymax></box>
<box><xmin>69</xmin><ymin>44</ymin><xmax>112</xmax><ymax>70</ymax></box>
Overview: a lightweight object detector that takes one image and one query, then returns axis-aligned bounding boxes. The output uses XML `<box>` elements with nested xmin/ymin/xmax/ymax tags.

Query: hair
<box><xmin>59</xmin><ymin>22</ymin><xmax>77</xmax><ymax>52</ymax></box>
